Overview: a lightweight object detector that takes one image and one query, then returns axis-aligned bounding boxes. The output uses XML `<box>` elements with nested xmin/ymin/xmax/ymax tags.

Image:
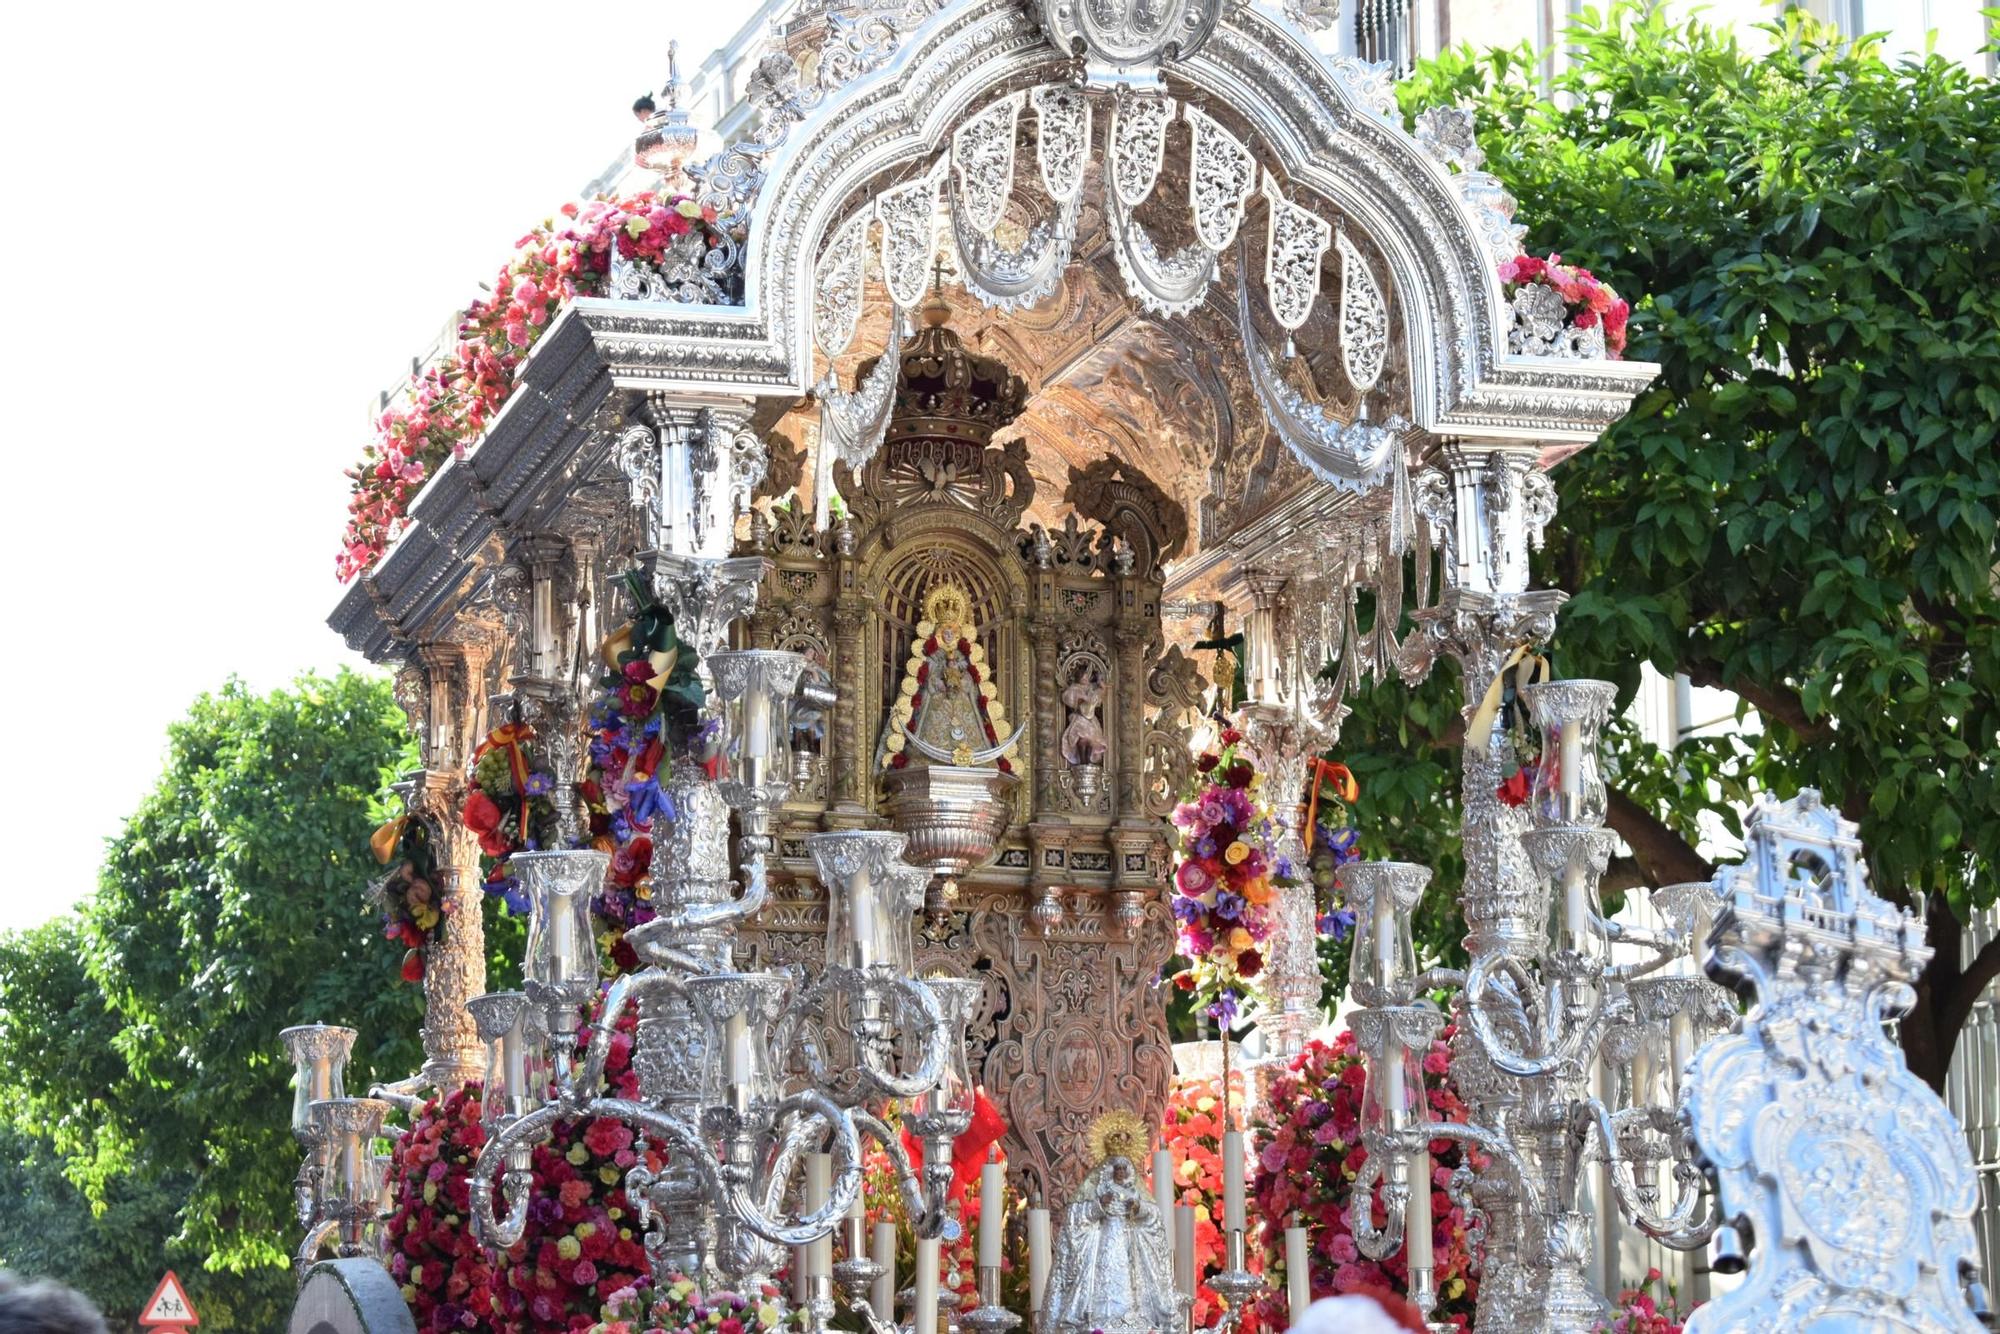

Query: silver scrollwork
<box><xmin>952</xmin><ymin>92</ymin><xmax>1023</xmax><ymax>236</ymax></box>
<box><xmin>1262</xmin><ymin>171</ymin><xmax>1333</xmax><ymax>334</ymax></box>
<box><xmin>815</xmin><ymin>209</ymin><xmax>871</xmax><ymax>357</ymax></box>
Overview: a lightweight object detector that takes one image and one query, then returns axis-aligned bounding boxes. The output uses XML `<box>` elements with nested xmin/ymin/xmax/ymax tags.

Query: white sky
<box><xmin>0</xmin><ymin>2</ymin><xmax>749</xmax><ymax>932</ymax></box>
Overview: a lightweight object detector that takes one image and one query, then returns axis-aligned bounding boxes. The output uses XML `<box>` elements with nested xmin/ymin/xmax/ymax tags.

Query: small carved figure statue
<box><xmin>1060</xmin><ymin>669</ymin><xmax>1109</xmax><ymax>766</ymax></box>
<box><xmin>1042</xmin><ymin>1113</ymin><xmax>1181</xmax><ymax>1334</ymax></box>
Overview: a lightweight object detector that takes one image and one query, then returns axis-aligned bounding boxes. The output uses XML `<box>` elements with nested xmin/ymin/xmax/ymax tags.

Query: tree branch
<box><xmin>1935</xmin><ymin>929</ymin><xmax>2000</xmax><ymax>1049</ymax></box>
<box><xmin>1606</xmin><ymin>788</ymin><xmax>1715</xmax><ymax>888</ymax></box>
<box><xmin>1681</xmin><ymin>656</ymin><xmax>1833</xmax><ymax>745</ymax></box>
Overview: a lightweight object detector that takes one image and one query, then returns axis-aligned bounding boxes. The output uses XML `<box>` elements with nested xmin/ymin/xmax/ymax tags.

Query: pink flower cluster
<box><xmin>1593</xmin><ymin>1269</ymin><xmax>1689</xmax><ymax>1334</ymax></box>
<box><xmin>1248</xmin><ymin>1030</ymin><xmax>1482</xmax><ymax>1330</ymax></box>
<box><xmin>1499</xmin><ymin>253</ymin><xmax>1631</xmax><ymax>358</ymax></box>
<box><xmin>1168</xmin><ymin>724</ymin><xmax>1289</xmax><ymax>1010</ymax></box>
<box><xmin>383</xmin><ymin>1000</ymin><xmax>653</xmax><ymax>1332</ymax></box>
<box><xmin>338</xmin><ymin>194</ymin><xmax>735</xmax><ymax>581</ymax></box>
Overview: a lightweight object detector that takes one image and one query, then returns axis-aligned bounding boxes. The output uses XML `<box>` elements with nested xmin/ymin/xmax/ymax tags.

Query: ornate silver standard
<box><xmin>1683</xmin><ymin>791</ymin><xmax>1992</xmax><ymax>1332</ymax></box>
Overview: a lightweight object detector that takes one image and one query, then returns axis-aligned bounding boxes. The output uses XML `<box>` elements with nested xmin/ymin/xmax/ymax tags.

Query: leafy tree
<box><xmin>1337</xmin><ymin>7</ymin><xmax>2000</xmax><ymax>1089</ymax></box>
<box><xmin>0</xmin><ymin>671</ymin><xmax>430</xmax><ymax>1327</ymax></box>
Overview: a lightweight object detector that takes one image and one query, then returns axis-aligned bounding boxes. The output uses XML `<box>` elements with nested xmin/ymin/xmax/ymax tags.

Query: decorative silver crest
<box><xmin>1184</xmin><ymin>104</ymin><xmax>1257</xmax><ymax>252</ymax></box>
<box><xmin>1029</xmin><ymin>0</ymin><xmax>1225</xmax><ymax>90</ymax></box>
<box><xmin>814</xmin><ymin>209</ymin><xmax>871</xmax><ymax>357</ymax></box>
<box><xmin>951</xmin><ymin>91</ymin><xmax>1023</xmax><ymax>236</ymax></box>
<box><xmin>877</xmin><ymin>166</ymin><xmax>944</xmax><ymax>310</ymax></box>
<box><xmin>1507</xmin><ymin>282</ymin><xmax>1607</xmax><ymax>360</ymax></box>
<box><xmin>1684</xmin><ymin>790</ymin><xmax>1990</xmax><ymax>1334</ymax></box>
<box><xmin>1336</xmin><ymin>228</ymin><xmax>1389</xmax><ymax>393</ymax></box>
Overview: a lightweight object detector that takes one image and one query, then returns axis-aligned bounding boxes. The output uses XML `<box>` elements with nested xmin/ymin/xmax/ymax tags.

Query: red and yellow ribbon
<box><xmin>1302</xmin><ymin>758</ymin><xmax>1358</xmax><ymax>852</ymax></box>
<box><xmin>474</xmin><ymin>722</ymin><xmax>537</xmax><ymax>845</ymax></box>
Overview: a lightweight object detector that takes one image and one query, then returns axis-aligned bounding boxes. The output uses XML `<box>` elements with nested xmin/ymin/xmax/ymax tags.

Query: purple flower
<box><xmin>1171</xmin><ymin>896</ymin><xmax>1206</xmax><ymax>924</ymax></box>
<box><xmin>1274</xmin><ymin>854</ymin><xmax>1295</xmax><ymax>880</ymax></box>
<box><xmin>627</xmin><ymin>776</ymin><xmax>673</xmax><ymax>823</ymax></box>
<box><xmin>1207</xmin><ymin>989</ymin><xmax>1240</xmax><ymax>1026</ymax></box>
<box><xmin>523</xmin><ymin>771</ymin><xmax>554</xmax><ymax>797</ymax></box>
<box><xmin>1193</xmin><ymin>835</ymin><xmax>1218</xmax><ymax>859</ymax></box>
<box><xmin>528</xmin><ymin>1195</ymin><xmax>563</xmax><ymax>1226</ymax></box>
<box><xmin>1213</xmin><ymin>890</ymin><xmax>1245</xmax><ymax>922</ymax></box>
<box><xmin>1317</xmin><ymin>907</ymin><xmax>1357</xmax><ymax>941</ymax></box>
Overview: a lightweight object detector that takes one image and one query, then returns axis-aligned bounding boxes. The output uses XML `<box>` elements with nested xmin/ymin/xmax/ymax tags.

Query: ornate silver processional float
<box><xmin>285</xmin><ymin>0</ymin><xmax>1992</xmax><ymax>1330</ymax></box>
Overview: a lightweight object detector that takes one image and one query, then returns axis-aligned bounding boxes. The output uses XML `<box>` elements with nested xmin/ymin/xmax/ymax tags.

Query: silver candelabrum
<box><xmin>459</xmin><ymin>641</ymin><xmax>986</xmax><ymax>1319</ymax></box>
<box><xmin>1345</xmin><ymin>680</ymin><xmax>1733</xmax><ymax>1334</ymax></box>
<box><xmin>282</xmin><ymin>1023</ymin><xmax>396</xmax><ymax>1283</ymax></box>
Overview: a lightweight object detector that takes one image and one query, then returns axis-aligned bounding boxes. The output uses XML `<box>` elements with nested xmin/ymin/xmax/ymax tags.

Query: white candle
<box><xmin>725</xmin><ymin>1011</ymin><xmax>752</xmax><ymax>1091</ymax></box>
<box><xmin>1559</xmin><ymin>719</ymin><xmax>1582</xmax><ymax>809</ymax></box>
<box><xmin>744</xmin><ymin>687</ymin><xmax>774</xmax><ymax>768</ymax></box>
<box><xmin>1027</xmin><ymin>1207</ymin><xmax>1051</xmax><ymax>1311</ymax></box>
<box><xmin>1223</xmin><ymin>1130</ymin><xmax>1246</xmax><ymax>1232</ymax></box>
<box><xmin>806</xmin><ymin>1153</ymin><xmax>832</xmax><ymax>1278</ymax></box>
<box><xmin>1563</xmin><ymin>862</ymin><xmax>1590</xmax><ymax>942</ymax></box>
<box><xmin>978</xmin><ymin>1156</ymin><xmax>1005</xmax><ymax>1269</ymax></box>
<box><xmin>1406</xmin><ymin>1149</ymin><xmax>1433</xmax><ymax>1270</ymax></box>
<box><xmin>547</xmin><ymin>895</ymin><xmax>575</xmax><ymax>983</ymax></box>
<box><xmin>1285</xmin><ymin>1226</ymin><xmax>1310</xmax><ymax>1314</ymax></box>
<box><xmin>1381</xmin><ymin>1034</ymin><xmax>1407</xmax><ymax>1129</ymax></box>
<box><xmin>1669</xmin><ymin>1012</ymin><xmax>1696</xmax><ymax>1095</ymax></box>
<box><xmin>871</xmin><ymin>1220</ymin><xmax>897</xmax><ymax>1318</ymax></box>
<box><xmin>1631</xmin><ymin>1036</ymin><xmax>1657</xmax><ymax>1107</ymax></box>
<box><xmin>851</xmin><ymin>870</ymin><xmax>878</xmax><ymax>969</ymax></box>
<box><xmin>1174</xmin><ymin>1204</ymin><xmax>1197</xmax><ymax>1296</ymax></box>
<box><xmin>1152</xmin><ymin>1147</ymin><xmax>1176</xmax><ymax>1224</ymax></box>
<box><xmin>915</xmin><ymin>1236</ymin><xmax>941</xmax><ymax>1334</ymax></box>
<box><xmin>1372</xmin><ymin>893</ymin><xmax>1397</xmax><ymax>991</ymax></box>
<box><xmin>501</xmin><ymin>1024</ymin><xmax>526</xmax><ymax>1109</ymax></box>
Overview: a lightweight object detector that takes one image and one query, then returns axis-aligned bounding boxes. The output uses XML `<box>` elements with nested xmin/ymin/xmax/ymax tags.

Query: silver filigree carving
<box><xmin>1109</xmin><ymin>190</ymin><xmax>1216</xmax><ymax>318</ymax></box>
<box><xmin>1237</xmin><ymin>260</ymin><xmax>1402</xmax><ymax>491</ymax></box>
<box><xmin>952</xmin><ymin>91</ymin><xmax>1023</xmax><ymax>236</ymax></box>
<box><xmin>1032</xmin><ymin>85</ymin><xmax>1091</xmax><ymax>204</ymax></box>
<box><xmin>608</xmin><ymin>234</ymin><xmax>740</xmax><ymax>307</ymax></box>
<box><xmin>1326</xmin><ymin>55</ymin><xmax>1398</xmax><ymax>122</ymax></box>
<box><xmin>1184</xmin><ymin>105</ymin><xmax>1257</xmax><ymax>251</ymax></box>
<box><xmin>953</xmin><ymin>182</ymin><xmax>1080</xmax><ymax>313</ymax></box>
<box><xmin>1283</xmin><ymin>0</ymin><xmax>1340</xmax><ymax>31</ymax></box>
<box><xmin>877</xmin><ymin>166</ymin><xmax>944</xmax><ymax>311</ymax></box>
<box><xmin>1507</xmin><ymin>283</ymin><xmax>1607</xmax><ymax>360</ymax></box>
<box><xmin>813</xmin><ymin>317</ymin><xmax>907</xmax><ymax>524</ymax></box>
<box><xmin>1336</xmin><ymin>228</ymin><xmax>1390</xmax><ymax>393</ymax></box>
<box><xmin>1262</xmin><ymin>171</ymin><xmax>1333</xmax><ymax>333</ymax></box>
<box><xmin>1109</xmin><ymin>95</ymin><xmax>1176</xmax><ymax>208</ymax></box>
<box><xmin>814</xmin><ymin>210</ymin><xmax>870</xmax><ymax>357</ymax></box>
<box><xmin>1685</xmin><ymin>790</ymin><xmax>1990</xmax><ymax>1334</ymax></box>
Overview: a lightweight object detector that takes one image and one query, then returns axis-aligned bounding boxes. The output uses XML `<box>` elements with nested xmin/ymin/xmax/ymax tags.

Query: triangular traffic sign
<box><xmin>139</xmin><ymin>1271</ymin><xmax>199</xmax><ymax>1327</ymax></box>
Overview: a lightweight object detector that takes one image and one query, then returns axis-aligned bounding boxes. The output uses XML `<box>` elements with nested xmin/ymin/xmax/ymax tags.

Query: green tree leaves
<box><xmin>0</xmin><ymin>671</ymin><xmax>424</xmax><ymax>1325</ymax></box>
<box><xmin>1368</xmin><ymin>4</ymin><xmax>2000</xmax><ymax>1086</ymax></box>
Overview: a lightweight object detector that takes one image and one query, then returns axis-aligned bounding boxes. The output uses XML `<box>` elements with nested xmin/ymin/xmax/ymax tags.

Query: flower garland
<box><xmin>581</xmin><ymin>574</ymin><xmax>714</xmax><ymax>972</ymax></box>
<box><xmin>1594</xmin><ymin>1269</ymin><xmax>1689</xmax><ymax>1334</ymax></box>
<box><xmin>371</xmin><ymin>815</ymin><xmax>448</xmax><ymax>983</ymax></box>
<box><xmin>1499</xmin><ymin>253</ymin><xmax>1631</xmax><ymax>359</ymax></box>
<box><xmin>1304</xmin><ymin>759</ymin><xmax>1363</xmax><ymax>940</ymax></box>
<box><xmin>1167</xmin><ymin>723</ymin><xmax>1293</xmax><ymax>1016</ymax></box>
<box><xmin>338</xmin><ymin>194</ymin><xmax>741</xmax><ymax>581</ymax></box>
<box><xmin>588</xmin><ymin>1276</ymin><xmax>806</xmax><ymax>1334</ymax></box>
<box><xmin>1158</xmin><ymin>1071</ymin><xmax>1266</xmax><ymax>1332</ymax></box>
<box><xmin>1248</xmin><ymin>1030</ymin><xmax>1481</xmax><ymax>1331</ymax></box>
<box><xmin>463</xmin><ymin>722</ymin><xmax>562</xmax><ymax>921</ymax></box>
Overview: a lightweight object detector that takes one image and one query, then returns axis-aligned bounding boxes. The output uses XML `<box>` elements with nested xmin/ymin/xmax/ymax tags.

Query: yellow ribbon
<box><xmin>370</xmin><ymin>816</ymin><xmax>408</xmax><ymax>866</ymax></box>
<box><xmin>1466</xmin><ymin>651</ymin><xmax>1550</xmax><ymax>754</ymax></box>
<box><xmin>599</xmin><ymin>621</ymin><xmax>634</xmax><ymax>672</ymax></box>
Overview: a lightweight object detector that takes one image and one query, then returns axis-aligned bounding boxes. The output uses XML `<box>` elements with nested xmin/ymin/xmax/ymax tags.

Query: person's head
<box><xmin>0</xmin><ymin>1275</ymin><xmax>109</xmax><ymax>1334</ymax></box>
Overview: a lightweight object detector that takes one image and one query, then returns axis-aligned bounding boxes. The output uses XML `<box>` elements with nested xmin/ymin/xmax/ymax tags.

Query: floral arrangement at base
<box><xmin>371</xmin><ymin>814</ymin><xmax>448</xmax><ymax>983</ymax></box>
<box><xmin>587</xmin><ymin>1276</ymin><xmax>806</xmax><ymax>1334</ymax></box>
<box><xmin>1249</xmin><ymin>1029</ymin><xmax>1482</xmax><ymax>1331</ymax></box>
<box><xmin>1158</xmin><ymin>1071</ymin><xmax>1265</xmax><ymax>1332</ymax></box>
<box><xmin>339</xmin><ymin>194</ymin><xmax>742</xmax><ymax>581</ymax></box>
<box><xmin>1168</xmin><ymin>721</ymin><xmax>1294</xmax><ymax>1019</ymax></box>
<box><xmin>1499</xmin><ymin>253</ymin><xmax>1631</xmax><ymax>359</ymax></box>
<box><xmin>384</xmin><ymin>996</ymin><xmax>651</xmax><ymax>1333</ymax></box>
<box><xmin>1593</xmin><ymin>1269</ymin><xmax>1689</xmax><ymax>1334</ymax></box>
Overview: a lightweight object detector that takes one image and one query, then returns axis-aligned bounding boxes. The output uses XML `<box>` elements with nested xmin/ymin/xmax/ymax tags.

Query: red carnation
<box><xmin>1495</xmin><ymin>766</ymin><xmax>1532</xmax><ymax>808</ymax></box>
<box><xmin>1196</xmin><ymin>753</ymin><xmax>1220</xmax><ymax>773</ymax></box>
<box><xmin>400</xmin><ymin>948</ymin><xmax>425</xmax><ymax>983</ymax></box>
<box><xmin>462</xmin><ymin>789</ymin><xmax>502</xmax><ymax>835</ymax></box>
<box><xmin>1237</xmin><ymin>949</ymin><xmax>1263</xmax><ymax>979</ymax></box>
<box><xmin>1224</xmin><ymin>760</ymin><xmax>1254</xmax><ymax>789</ymax></box>
<box><xmin>1220</xmin><ymin>727</ymin><xmax>1242</xmax><ymax>745</ymax></box>
<box><xmin>1173</xmin><ymin>971</ymin><xmax>1198</xmax><ymax>992</ymax></box>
